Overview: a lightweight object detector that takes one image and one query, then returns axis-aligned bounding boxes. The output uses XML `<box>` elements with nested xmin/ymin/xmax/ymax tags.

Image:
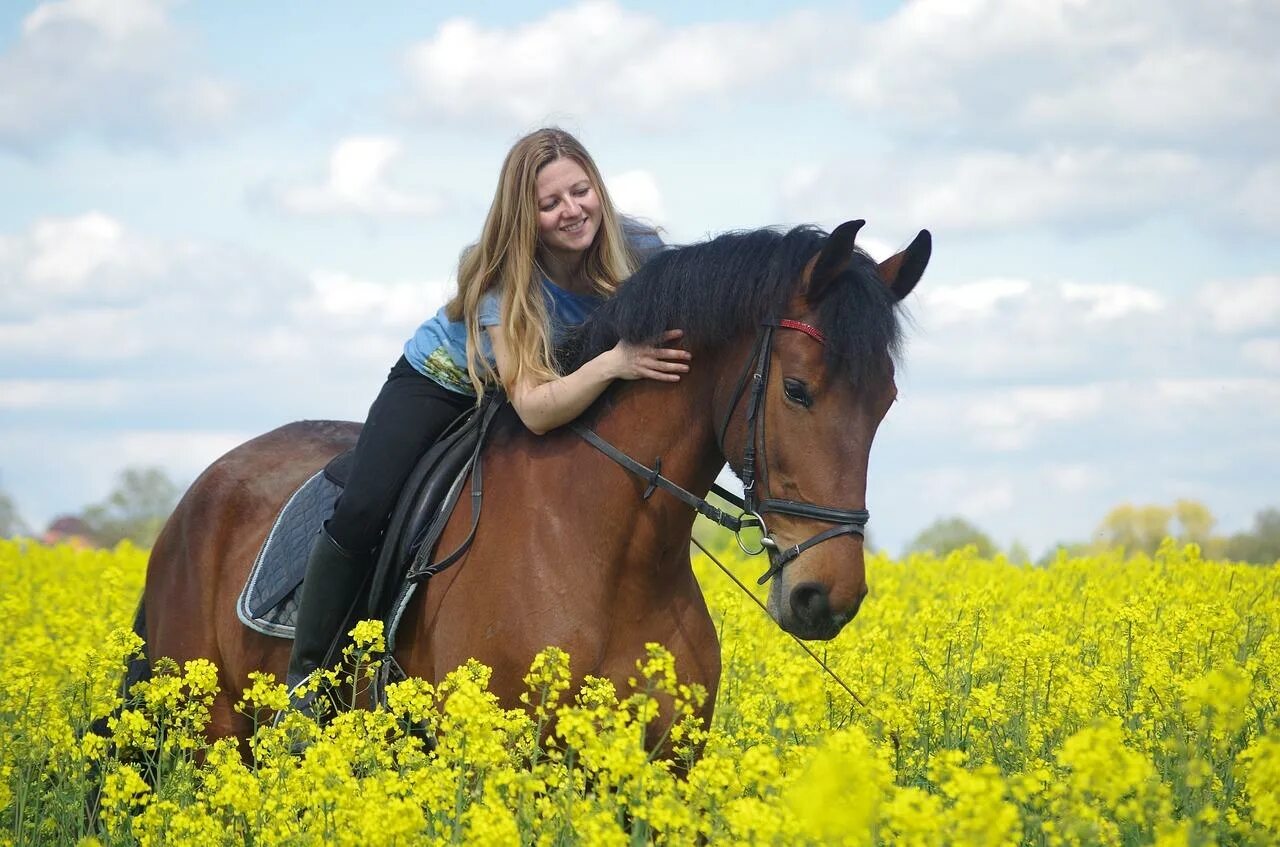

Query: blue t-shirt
<box><xmin>404</xmin><ymin>222</ymin><xmax>662</xmax><ymax>396</ymax></box>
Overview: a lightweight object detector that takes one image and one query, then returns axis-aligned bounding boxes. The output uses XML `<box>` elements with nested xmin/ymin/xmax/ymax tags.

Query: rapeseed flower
<box><xmin>2</xmin><ymin>538</ymin><xmax>1278</xmax><ymax>844</ymax></box>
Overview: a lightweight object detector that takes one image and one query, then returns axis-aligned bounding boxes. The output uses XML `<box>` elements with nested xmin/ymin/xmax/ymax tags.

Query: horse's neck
<box><xmin>591</xmin><ymin>374</ymin><xmax>724</xmax><ymax>510</ymax></box>
<box><xmin>406</xmin><ymin>370</ymin><xmax>729</xmax><ymax>689</ymax></box>
<box><xmin>572</xmin><ymin>372</ymin><xmax>724</xmax><ymax>572</ymax></box>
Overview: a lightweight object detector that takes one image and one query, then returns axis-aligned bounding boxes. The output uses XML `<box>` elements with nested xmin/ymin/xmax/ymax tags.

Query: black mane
<box><xmin>564</xmin><ymin>225</ymin><xmax>903</xmax><ymax>388</ymax></box>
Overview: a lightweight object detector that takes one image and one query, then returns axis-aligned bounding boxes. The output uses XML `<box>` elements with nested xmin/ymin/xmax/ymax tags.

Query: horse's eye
<box><xmin>783</xmin><ymin>377</ymin><xmax>812</xmax><ymax>408</ymax></box>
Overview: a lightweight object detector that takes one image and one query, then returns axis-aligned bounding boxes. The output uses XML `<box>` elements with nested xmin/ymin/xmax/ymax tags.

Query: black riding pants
<box><xmin>327</xmin><ymin>356</ymin><xmax>474</xmax><ymax>556</ymax></box>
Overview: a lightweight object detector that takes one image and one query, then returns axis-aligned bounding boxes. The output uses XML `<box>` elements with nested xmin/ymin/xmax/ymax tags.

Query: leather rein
<box><xmin>571</xmin><ymin>319</ymin><xmax>870</xmax><ymax>586</ymax></box>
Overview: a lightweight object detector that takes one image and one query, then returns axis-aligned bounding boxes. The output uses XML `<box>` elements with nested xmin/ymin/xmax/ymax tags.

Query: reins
<box><xmin>573</xmin><ymin>318</ymin><xmax>899</xmax><ymax>743</ymax></box>
<box><xmin>689</xmin><ymin>531</ymin><xmax>899</xmax><ymax>750</ymax></box>
<box><xmin>572</xmin><ymin>318</ymin><xmax>870</xmax><ymax>586</ymax></box>
<box><xmin>689</xmin><ymin>532</ymin><xmax>867</xmax><ymax>708</ymax></box>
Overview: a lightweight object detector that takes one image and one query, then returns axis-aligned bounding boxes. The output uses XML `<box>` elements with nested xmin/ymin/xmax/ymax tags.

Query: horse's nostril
<box><xmin>790</xmin><ymin>582</ymin><xmax>831</xmax><ymax>625</ymax></box>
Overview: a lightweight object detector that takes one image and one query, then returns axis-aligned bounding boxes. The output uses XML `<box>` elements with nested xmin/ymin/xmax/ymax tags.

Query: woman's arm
<box><xmin>488</xmin><ymin>326</ymin><xmax>691</xmax><ymax>435</ymax></box>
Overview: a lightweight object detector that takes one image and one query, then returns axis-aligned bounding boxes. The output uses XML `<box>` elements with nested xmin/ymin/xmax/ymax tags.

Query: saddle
<box><xmin>236</xmin><ymin>394</ymin><xmax>505</xmax><ymax>647</ymax></box>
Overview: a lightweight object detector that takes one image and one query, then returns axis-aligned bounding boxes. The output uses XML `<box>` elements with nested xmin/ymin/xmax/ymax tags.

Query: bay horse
<box><xmin>142</xmin><ymin>219</ymin><xmax>930</xmax><ymax>746</ymax></box>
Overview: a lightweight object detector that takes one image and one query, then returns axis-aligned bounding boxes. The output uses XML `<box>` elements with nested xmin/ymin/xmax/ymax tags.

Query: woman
<box><xmin>285</xmin><ymin>128</ymin><xmax>691</xmax><ymax>711</ymax></box>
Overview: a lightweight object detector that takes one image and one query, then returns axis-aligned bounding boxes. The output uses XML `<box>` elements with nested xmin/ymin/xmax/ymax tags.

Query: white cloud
<box><xmin>897</xmin><ymin>377</ymin><xmax>1280</xmax><ymax>456</ymax></box>
<box><xmin>1150</xmin><ymin>377</ymin><xmax>1280</xmax><ymax>410</ymax></box>
<box><xmin>607</xmin><ymin>169</ymin><xmax>665</xmax><ymax>224</ymax></box>
<box><xmin>272</xmin><ymin>137</ymin><xmax>442</xmax><ymax>218</ymax></box>
<box><xmin>0</xmin><ymin>308</ymin><xmax>150</xmax><ymax>360</ymax></box>
<box><xmin>961</xmin><ymin>385</ymin><xmax>1107</xmax><ymax>451</ymax></box>
<box><xmin>23</xmin><ymin>0</ymin><xmax>168</xmax><ymax>41</ymax></box>
<box><xmin>18</xmin><ymin>212</ymin><xmax>167</xmax><ymax>298</ymax></box>
<box><xmin>1060</xmin><ymin>282</ymin><xmax>1165</xmax><ymax>321</ymax></box>
<box><xmin>1242</xmin><ymin>339</ymin><xmax>1280</xmax><ymax>371</ymax></box>
<box><xmin>914</xmin><ymin>467</ymin><xmax>1016</xmax><ymax>519</ymax></box>
<box><xmin>106</xmin><ymin>429</ymin><xmax>253</xmax><ymax>474</ymax></box>
<box><xmin>401</xmin><ymin>0</ymin><xmax>814</xmax><ymax>124</ymax></box>
<box><xmin>907</xmin><ymin>277</ymin><xmax>1176</xmax><ymax>381</ymax></box>
<box><xmin>1045</xmin><ymin>463</ymin><xmax>1107</xmax><ymax>495</ymax></box>
<box><xmin>0</xmin><ymin>213</ymin><xmax>458</xmax><ymax>528</ymax></box>
<box><xmin>0</xmin><ymin>0</ymin><xmax>238</xmax><ymax>151</ymax></box>
<box><xmin>1230</xmin><ymin>161</ymin><xmax>1280</xmax><ymax>233</ymax></box>
<box><xmin>916</xmin><ymin>277</ymin><xmax>1030</xmax><ymax>327</ymax></box>
<box><xmin>834</xmin><ymin>0</ymin><xmax>1279</xmax><ymax>146</ymax></box>
<box><xmin>1199</xmin><ymin>275</ymin><xmax>1280</xmax><ymax>333</ymax></box>
<box><xmin>777</xmin><ymin>1</ymin><xmax>1277</xmax><ymax>236</ymax></box>
<box><xmin>296</xmin><ymin>270</ymin><xmax>452</xmax><ymax>328</ymax></box>
<box><xmin>783</xmin><ymin>147</ymin><xmax>1210</xmax><ymax>235</ymax></box>
<box><xmin>0</xmin><ymin>377</ymin><xmax>127</xmax><ymax>410</ymax></box>
<box><xmin>0</xmin><ymin>213</ymin><xmax>428</xmax><ymax>378</ymax></box>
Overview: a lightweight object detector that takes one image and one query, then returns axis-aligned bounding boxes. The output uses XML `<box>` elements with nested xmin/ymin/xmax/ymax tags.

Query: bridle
<box><xmin>571</xmin><ymin>318</ymin><xmax>870</xmax><ymax>586</ymax></box>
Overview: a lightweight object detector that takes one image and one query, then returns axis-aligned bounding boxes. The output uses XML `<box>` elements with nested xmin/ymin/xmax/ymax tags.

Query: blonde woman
<box><xmin>285</xmin><ymin>128</ymin><xmax>690</xmax><ymax>711</ymax></box>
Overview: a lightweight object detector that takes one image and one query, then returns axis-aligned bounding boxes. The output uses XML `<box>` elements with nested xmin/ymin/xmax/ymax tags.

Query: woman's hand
<box><xmin>490</xmin><ymin>325</ymin><xmax>691</xmax><ymax>435</ymax></box>
<box><xmin>609</xmin><ymin>329</ymin><xmax>692</xmax><ymax>382</ymax></box>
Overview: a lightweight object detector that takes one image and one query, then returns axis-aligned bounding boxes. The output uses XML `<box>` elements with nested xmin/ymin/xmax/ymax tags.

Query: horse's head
<box><xmin>719</xmin><ymin>220</ymin><xmax>931</xmax><ymax>640</ymax></box>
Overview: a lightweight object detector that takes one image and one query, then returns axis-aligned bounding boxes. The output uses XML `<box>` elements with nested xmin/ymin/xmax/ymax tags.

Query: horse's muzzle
<box><xmin>785</xmin><ymin>580</ymin><xmax>867</xmax><ymax>640</ymax></box>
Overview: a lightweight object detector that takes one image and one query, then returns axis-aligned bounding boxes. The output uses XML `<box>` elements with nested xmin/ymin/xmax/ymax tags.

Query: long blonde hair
<box><xmin>445</xmin><ymin>128</ymin><xmax>639</xmax><ymax>399</ymax></box>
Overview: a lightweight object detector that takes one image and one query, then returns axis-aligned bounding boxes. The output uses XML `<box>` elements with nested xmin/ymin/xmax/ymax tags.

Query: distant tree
<box><xmin>905</xmin><ymin>516</ymin><xmax>996</xmax><ymax>558</ymax></box>
<box><xmin>1172</xmin><ymin>499</ymin><xmax>1215</xmax><ymax>544</ymax></box>
<box><xmin>80</xmin><ymin>466</ymin><xmax>181</xmax><ymax>548</ymax></box>
<box><xmin>1225</xmin><ymin>508</ymin><xmax>1280</xmax><ymax>565</ymax></box>
<box><xmin>0</xmin><ymin>487</ymin><xmax>28</xmax><ymax>538</ymax></box>
<box><xmin>1036</xmin><ymin>541</ymin><xmax>1092</xmax><ymax>567</ymax></box>
<box><xmin>1093</xmin><ymin>500</ymin><xmax>1219</xmax><ymax>555</ymax></box>
<box><xmin>1094</xmin><ymin>503</ymin><xmax>1172</xmax><ymax>554</ymax></box>
<box><xmin>1006</xmin><ymin>540</ymin><xmax>1032</xmax><ymax>564</ymax></box>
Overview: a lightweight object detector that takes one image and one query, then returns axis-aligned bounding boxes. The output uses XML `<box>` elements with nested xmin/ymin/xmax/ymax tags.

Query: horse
<box><xmin>141</xmin><ymin>218</ymin><xmax>930</xmax><ymax>748</ymax></box>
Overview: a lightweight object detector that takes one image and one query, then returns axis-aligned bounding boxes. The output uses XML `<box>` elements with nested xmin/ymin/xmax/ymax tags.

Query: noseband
<box><xmin>571</xmin><ymin>319</ymin><xmax>870</xmax><ymax>585</ymax></box>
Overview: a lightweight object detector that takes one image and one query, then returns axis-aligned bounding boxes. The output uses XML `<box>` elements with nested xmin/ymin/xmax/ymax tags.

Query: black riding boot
<box><xmin>282</xmin><ymin>525</ymin><xmax>371</xmax><ymax>720</ymax></box>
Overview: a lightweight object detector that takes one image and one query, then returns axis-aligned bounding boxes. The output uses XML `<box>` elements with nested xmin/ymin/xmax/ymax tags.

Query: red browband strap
<box><xmin>777</xmin><ymin>319</ymin><xmax>825</xmax><ymax>344</ymax></box>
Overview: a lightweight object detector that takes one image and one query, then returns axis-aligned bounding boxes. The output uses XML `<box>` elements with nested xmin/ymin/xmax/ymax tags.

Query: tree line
<box><xmin>905</xmin><ymin>500</ymin><xmax>1280</xmax><ymax>566</ymax></box>
<box><xmin>0</xmin><ymin>467</ymin><xmax>180</xmax><ymax>548</ymax></box>
<box><xmin>2</xmin><ymin>470</ymin><xmax>1279</xmax><ymax>566</ymax></box>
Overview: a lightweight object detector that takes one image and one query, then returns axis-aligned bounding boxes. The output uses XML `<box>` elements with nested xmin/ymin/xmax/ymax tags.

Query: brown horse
<box><xmin>142</xmin><ymin>219</ymin><xmax>930</xmax><ymax>745</ymax></box>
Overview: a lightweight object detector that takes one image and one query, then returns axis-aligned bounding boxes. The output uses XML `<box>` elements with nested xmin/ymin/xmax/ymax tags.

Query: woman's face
<box><xmin>534</xmin><ymin>157</ymin><xmax>601</xmax><ymax>259</ymax></box>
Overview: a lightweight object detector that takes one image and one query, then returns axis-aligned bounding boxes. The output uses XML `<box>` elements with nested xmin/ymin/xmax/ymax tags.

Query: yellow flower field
<box><xmin>1</xmin><ymin>536</ymin><xmax>1278</xmax><ymax>846</ymax></box>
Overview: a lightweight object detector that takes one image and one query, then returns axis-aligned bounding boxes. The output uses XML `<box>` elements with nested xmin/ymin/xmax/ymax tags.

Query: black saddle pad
<box><xmin>236</xmin><ymin>469</ymin><xmax>341</xmax><ymax>637</ymax></box>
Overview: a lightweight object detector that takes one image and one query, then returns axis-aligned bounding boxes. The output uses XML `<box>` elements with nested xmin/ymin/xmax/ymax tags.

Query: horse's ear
<box><xmin>877</xmin><ymin>230</ymin><xmax>931</xmax><ymax>302</ymax></box>
<box><xmin>807</xmin><ymin>219</ymin><xmax>865</xmax><ymax>303</ymax></box>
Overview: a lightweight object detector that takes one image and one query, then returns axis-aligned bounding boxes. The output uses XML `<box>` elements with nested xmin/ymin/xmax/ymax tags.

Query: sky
<box><xmin>1</xmin><ymin>0</ymin><xmax>1277</xmax><ymax>558</ymax></box>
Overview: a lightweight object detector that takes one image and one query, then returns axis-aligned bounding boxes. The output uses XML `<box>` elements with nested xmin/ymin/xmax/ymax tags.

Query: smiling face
<box><xmin>534</xmin><ymin>157</ymin><xmax>601</xmax><ymax>262</ymax></box>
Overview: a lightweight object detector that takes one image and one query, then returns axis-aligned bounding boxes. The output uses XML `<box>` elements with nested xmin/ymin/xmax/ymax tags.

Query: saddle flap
<box><xmin>236</xmin><ymin>394</ymin><xmax>505</xmax><ymax>643</ymax></box>
<box><xmin>367</xmin><ymin>396</ymin><xmax>501</xmax><ymax>618</ymax></box>
<box><xmin>323</xmin><ymin>450</ymin><xmax>356</xmax><ymax>487</ymax></box>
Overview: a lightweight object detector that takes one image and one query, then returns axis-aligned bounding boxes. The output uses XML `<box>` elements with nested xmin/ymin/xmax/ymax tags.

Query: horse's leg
<box><xmin>403</xmin><ymin>540</ymin><xmax>719</xmax><ymax>761</ymax></box>
<box><xmin>593</xmin><ymin>556</ymin><xmax>721</xmax><ymax>758</ymax></box>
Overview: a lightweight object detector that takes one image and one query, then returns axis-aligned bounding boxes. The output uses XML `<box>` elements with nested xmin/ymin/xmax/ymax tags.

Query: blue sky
<box><xmin>1</xmin><ymin>0</ymin><xmax>1277</xmax><ymax>556</ymax></box>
